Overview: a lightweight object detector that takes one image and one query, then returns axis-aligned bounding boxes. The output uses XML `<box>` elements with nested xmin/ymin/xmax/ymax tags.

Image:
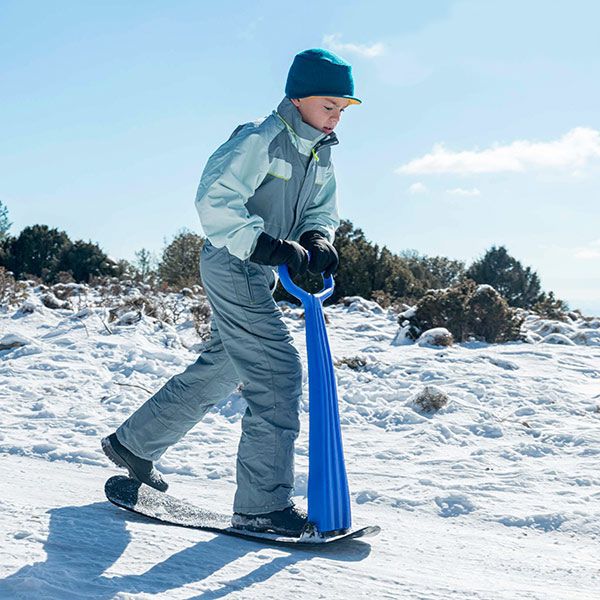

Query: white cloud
<box><xmin>238</xmin><ymin>17</ymin><xmax>264</xmax><ymax>41</ymax></box>
<box><xmin>322</xmin><ymin>34</ymin><xmax>385</xmax><ymax>59</ymax></box>
<box><xmin>408</xmin><ymin>182</ymin><xmax>427</xmax><ymax>194</ymax></box>
<box><xmin>447</xmin><ymin>187</ymin><xmax>481</xmax><ymax>196</ymax></box>
<box><xmin>575</xmin><ymin>239</ymin><xmax>600</xmax><ymax>260</ymax></box>
<box><xmin>397</xmin><ymin>127</ymin><xmax>600</xmax><ymax>175</ymax></box>
<box><xmin>575</xmin><ymin>249</ymin><xmax>600</xmax><ymax>260</ymax></box>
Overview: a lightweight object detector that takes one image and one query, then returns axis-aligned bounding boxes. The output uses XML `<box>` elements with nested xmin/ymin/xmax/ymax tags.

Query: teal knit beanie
<box><xmin>285</xmin><ymin>48</ymin><xmax>361</xmax><ymax>104</ymax></box>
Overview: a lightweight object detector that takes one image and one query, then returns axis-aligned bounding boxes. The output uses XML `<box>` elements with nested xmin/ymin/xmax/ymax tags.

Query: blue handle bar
<box><xmin>277</xmin><ymin>261</ymin><xmax>351</xmax><ymax>534</ymax></box>
<box><xmin>277</xmin><ymin>264</ymin><xmax>335</xmax><ymax>302</ymax></box>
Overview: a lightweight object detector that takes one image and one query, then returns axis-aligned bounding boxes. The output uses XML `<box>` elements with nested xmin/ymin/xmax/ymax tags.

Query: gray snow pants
<box><xmin>116</xmin><ymin>241</ymin><xmax>302</xmax><ymax>514</ymax></box>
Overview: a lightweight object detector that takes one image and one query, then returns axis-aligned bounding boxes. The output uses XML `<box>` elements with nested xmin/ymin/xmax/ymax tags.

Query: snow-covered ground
<box><xmin>1</xmin><ymin>285</ymin><xmax>599</xmax><ymax>599</ymax></box>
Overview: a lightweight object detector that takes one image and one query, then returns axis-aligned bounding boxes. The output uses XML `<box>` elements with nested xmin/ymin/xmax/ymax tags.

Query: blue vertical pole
<box><xmin>278</xmin><ymin>266</ymin><xmax>351</xmax><ymax>534</ymax></box>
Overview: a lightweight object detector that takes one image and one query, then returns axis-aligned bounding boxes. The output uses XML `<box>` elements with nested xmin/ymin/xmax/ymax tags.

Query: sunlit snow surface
<box><xmin>1</xmin><ymin>286</ymin><xmax>599</xmax><ymax>599</ymax></box>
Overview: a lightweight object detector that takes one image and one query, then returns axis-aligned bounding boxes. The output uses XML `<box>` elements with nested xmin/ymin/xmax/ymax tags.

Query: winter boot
<box><xmin>101</xmin><ymin>433</ymin><xmax>168</xmax><ymax>492</ymax></box>
<box><xmin>231</xmin><ymin>504</ymin><xmax>308</xmax><ymax>537</ymax></box>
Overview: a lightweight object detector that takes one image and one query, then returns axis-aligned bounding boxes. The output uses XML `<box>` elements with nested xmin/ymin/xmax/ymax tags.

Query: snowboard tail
<box><xmin>104</xmin><ymin>476</ymin><xmax>380</xmax><ymax>547</ymax></box>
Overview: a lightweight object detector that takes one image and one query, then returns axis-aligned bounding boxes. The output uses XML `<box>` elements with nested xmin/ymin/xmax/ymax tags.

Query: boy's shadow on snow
<box><xmin>1</xmin><ymin>499</ymin><xmax>372</xmax><ymax>599</ymax></box>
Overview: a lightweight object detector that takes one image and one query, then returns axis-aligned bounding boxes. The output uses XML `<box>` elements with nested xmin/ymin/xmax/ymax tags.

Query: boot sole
<box><xmin>231</xmin><ymin>516</ymin><xmax>306</xmax><ymax>537</ymax></box>
<box><xmin>232</xmin><ymin>523</ymin><xmax>304</xmax><ymax>537</ymax></box>
<box><xmin>101</xmin><ymin>436</ymin><xmax>168</xmax><ymax>492</ymax></box>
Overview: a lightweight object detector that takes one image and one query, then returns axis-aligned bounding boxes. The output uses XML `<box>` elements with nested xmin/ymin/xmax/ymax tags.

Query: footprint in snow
<box><xmin>434</xmin><ymin>494</ymin><xmax>476</xmax><ymax>517</ymax></box>
<box><xmin>356</xmin><ymin>490</ymin><xmax>381</xmax><ymax>504</ymax></box>
<box><xmin>485</xmin><ymin>357</ymin><xmax>519</xmax><ymax>371</ymax></box>
<box><xmin>498</xmin><ymin>513</ymin><xmax>567</xmax><ymax>532</ymax></box>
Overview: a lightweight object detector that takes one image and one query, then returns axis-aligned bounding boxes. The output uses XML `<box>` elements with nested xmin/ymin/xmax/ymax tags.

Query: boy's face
<box><xmin>290</xmin><ymin>96</ymin><xmax>351</xmax><ymax>135</ymax></box>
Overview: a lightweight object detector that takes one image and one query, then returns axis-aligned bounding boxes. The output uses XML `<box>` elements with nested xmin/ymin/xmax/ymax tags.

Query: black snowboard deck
<box><xmin>105</xmin><ymin>476</ymin><xmax>380</xmax><ymax>547</ymax></box>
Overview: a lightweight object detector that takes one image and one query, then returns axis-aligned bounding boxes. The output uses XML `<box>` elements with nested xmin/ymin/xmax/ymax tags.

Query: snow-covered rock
<box><xmin>0</xmin><ymin>333</ymin><xmax>31</xmax><ymax>350</ymax></box>
<box><xmin>391</xmin><ymin>323</ymin><xmax>414</xmax><ymax>346</ymax></box>
<box><xmin>41</xmin><ymin>292</ymin><xmax>72</xmax><ymax>309</ymax></box>
<box><xmin>398</xmin><ymin>305</ymin><xmax>417</xmax><ymax>320</ymax></box>
<box><xmin>541</xmin><ymin>333</ymin><xmax>577</xmax><ymax>345</ymax></box>
<box><xmin>417</xmin><ymin>327</ymin><xmax>453</xmax><ymax>347</ymax></box>
<box><xmin>341</xmin><ymin>295</ymin><xmax>385</xmax><ymax>315</ymax></box>
<box><xmin>16</xmin><ymin>296</ymin><xmax>42</xmax><ymax>314</ymax></box>
<box><xmin>523</xmin><ymin>314</ymin><xmax>600</xmax><ymax>346</ymax></box>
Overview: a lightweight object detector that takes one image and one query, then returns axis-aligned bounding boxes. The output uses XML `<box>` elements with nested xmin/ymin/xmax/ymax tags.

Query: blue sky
<box><xmin>1</xmin><ymin>0</ymin><xmax>599</xmax><ymax>314</ymax></box>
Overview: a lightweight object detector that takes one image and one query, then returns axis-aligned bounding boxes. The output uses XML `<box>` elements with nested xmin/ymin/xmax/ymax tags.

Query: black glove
<box><xmin>299</xmin><ymin>230</ymin><xmax>339</xmax><ymax>277</ymax></box>
<box><xmin>250</xmin><ymin>232</ymin><xmax>309</xmax><ymax>277</ymax></box>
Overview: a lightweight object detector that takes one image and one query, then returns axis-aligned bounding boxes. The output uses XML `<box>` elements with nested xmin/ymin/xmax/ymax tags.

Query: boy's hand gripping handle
<box><xmin>278</xmin><ymin>261</ymin><xmax>335</xmax><ymax>302</ymax></box>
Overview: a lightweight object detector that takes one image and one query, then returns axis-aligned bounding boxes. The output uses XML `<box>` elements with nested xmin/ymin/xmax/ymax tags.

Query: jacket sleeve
<box><xmin>195</xmin><ymin>127</ymin><xmax>270</xmax><ymax>260</ymax></box>
<box><xmin>297</xmin><ymin>162</ymin><xmax>340</xmax><ymax>243</ymax></box>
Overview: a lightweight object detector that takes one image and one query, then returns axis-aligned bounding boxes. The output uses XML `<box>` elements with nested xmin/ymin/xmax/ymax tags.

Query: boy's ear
<box><xmin>290</xmin><ymin>98</ymin><xmax>301</xmax><ymax>108</ymax></box>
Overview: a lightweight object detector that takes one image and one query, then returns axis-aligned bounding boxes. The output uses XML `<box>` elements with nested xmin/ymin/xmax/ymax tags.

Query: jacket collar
<box><xmin>274</xmin><ymin>97</ymin><xmax>337</xmax><ymax>156</ymax></box>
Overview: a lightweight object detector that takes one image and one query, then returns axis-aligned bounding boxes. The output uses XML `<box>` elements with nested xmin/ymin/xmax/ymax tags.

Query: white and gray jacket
<box><xmin>195</xmin><ymin>97</ymin><xmax>340</xmax><ymax>260</ymax></box>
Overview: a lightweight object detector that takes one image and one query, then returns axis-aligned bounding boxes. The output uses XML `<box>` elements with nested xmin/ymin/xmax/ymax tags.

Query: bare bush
<box><xmin>108</xmin><ymin>296</ymin><xmax>159</xmax><ymax>323</ymax></box>
<box><xmin>410</xmin><ymin>386</ymin><xmax>449</xmax><ymax>413</ymax></box>
<box><xmin>0</xmin><ymin>267</ymin><xmax>27</xmax><ymax>309</ymax></box>
<box><xmin>190</xmin><ymin>301</ymin><xmax>212</xmax><ymax>339</ymax></box>
<box><xmin>335</xmin><ymin>355</ymin><xmax>368</xmax><ymax>370</ymax></box>
<box><xmin>403</xmin><ymin>280</ymin><xmax>524</xmax><ymax>343</ymax></box>
<box><xmin>41</xmin><ymin>292</ymin><xmax>71</xmax><ymax>310</ymax></box>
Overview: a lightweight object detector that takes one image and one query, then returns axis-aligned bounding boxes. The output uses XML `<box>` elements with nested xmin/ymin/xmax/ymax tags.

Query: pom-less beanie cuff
<box><xmin>285</xmin><ymin>48</ymin><xmax>361</xmax><ymax>104</ymax></box>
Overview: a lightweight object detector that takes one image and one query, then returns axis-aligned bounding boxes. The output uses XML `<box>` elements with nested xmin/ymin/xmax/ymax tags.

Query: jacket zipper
<box><xmin>287</xmin><ymin>134</ymin><xmax>339</xmax><ymax>239</ymax></box>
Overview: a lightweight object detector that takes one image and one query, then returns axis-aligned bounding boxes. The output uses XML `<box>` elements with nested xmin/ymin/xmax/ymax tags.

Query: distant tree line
<box><xmin>0</xmin><ymin>223</ymin><xmax>116</xmax><ymax>284</ymax></box>
<box><xmin>0</xmin><ymin>200</ymin><xmax>567</xmax><ymax>317</ymax></box>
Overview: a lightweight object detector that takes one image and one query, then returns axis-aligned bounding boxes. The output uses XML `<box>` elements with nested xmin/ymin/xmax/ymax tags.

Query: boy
<box><xmin>102</xmin><ymin>48</ymin><xmax>361</xmax><ymax>536</ymax></box>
